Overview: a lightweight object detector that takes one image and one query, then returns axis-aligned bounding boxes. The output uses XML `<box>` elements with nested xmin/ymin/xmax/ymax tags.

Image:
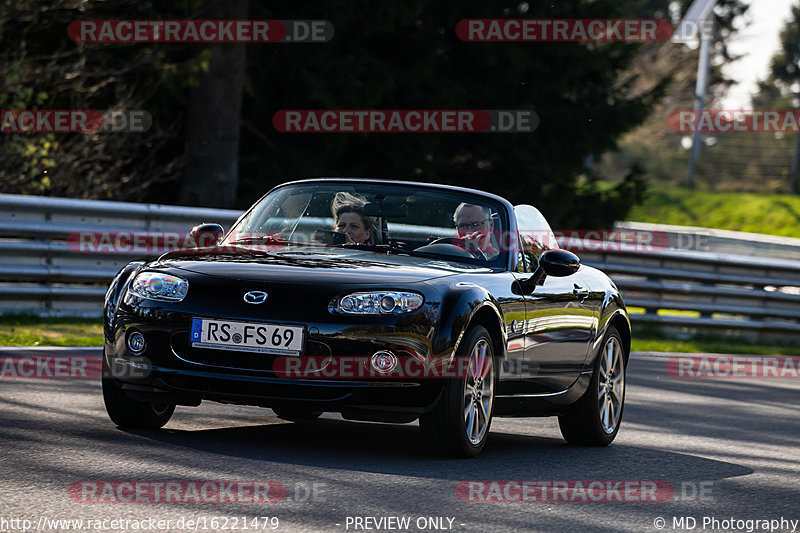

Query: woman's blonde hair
<box><xmin>331</xmin><ymin>192</ymin><xmax>377</xmax><ymax>243</ymax></box>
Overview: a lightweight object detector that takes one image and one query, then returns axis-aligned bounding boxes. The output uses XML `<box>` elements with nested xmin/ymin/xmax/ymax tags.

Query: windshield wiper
<box><xmin>228</xmin><ymin>235</ymin><xmax>333</xmax><ymax>250</ymax></box>
<box><xmin>228</xmin><ymin>234</ymin><xmax>288</xmax><ymax>245</ymax></box>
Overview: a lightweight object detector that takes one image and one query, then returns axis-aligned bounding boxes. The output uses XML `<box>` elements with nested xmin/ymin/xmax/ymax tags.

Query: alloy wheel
<box><xmin>598</xmin><ymin>336</ymin><xmax>625</xmax><ymax>434</ymax></box>
<box><xmin>463</xmin><ymin>339</ymin><xmax>494</xmax><ymax>445</ymax></box>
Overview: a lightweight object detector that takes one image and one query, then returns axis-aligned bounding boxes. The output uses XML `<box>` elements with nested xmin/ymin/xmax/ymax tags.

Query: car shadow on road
<box><xmin>121</xmin><ymin>417</ymin><xmax>752</xmax><ymax>483</ymax></box>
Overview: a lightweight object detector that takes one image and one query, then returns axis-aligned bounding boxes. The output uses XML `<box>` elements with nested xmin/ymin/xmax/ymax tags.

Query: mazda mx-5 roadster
<box><xmin>102</xmin><ymin>178</ymin><xmax>630</xmax><ymax>457</ymax></box>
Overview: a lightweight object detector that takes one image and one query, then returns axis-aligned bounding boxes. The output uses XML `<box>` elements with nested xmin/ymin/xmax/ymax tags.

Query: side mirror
<box><xmin>540</xmin><ymin>249</ymin><xmax>581</xmax><ymax>277</ymax></box>
<box><xmin>188</xmin><ymin>223</ymin><xmax>224</xmax><ymax>248</ymax></box>
<box><xmin>523</xmin><ymin>249</ymin><xmax>581</xmax><ymax>292</ymax></box>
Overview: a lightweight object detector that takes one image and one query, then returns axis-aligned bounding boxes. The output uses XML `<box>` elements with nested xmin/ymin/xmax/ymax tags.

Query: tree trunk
<box><xmin>179</xmin><ymin>0</ymin><xmax>249</xmax><ymax>207</ymax></box>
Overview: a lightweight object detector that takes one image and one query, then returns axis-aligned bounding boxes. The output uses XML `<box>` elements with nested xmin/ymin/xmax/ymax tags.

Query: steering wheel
<box><xmin>426</xmin><ymin>237</ymin><xmax>487</xmax><ymax>261</ymax></box>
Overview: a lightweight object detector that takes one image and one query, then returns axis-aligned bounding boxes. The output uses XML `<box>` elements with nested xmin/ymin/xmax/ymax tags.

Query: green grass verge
<box><xmin>631</xmin><ymin>338</ymin><xmax>800</xmax><ymax>356</ymax></box>
<box><xmin>0</xmin><ymin>315</ymin><xmax>103</xmax><ymax>347</ymax></box>
<box><xmin>627</xmin><ymin>186</ymin><xmax>800</xmax><ymax>238</ymax></box>
<box><xmin>630</xmin><ymin>326</ymin><xmax>800</xmax><ymax>356</ymax></box>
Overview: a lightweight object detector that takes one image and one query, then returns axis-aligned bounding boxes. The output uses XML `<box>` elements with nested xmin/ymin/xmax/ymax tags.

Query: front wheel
<box><xmin>102</xmin><ymin>377</ymin><xmax>175</xmax><ymax>429</ymax></box>
<box><xmin>558</xmin><ymin>326</ymin><xmax>627</xmax><ymax>446</ymax></box>
<box><xmin>419</xmin><ymin>325</ymin><xmax>495</xmax><ymax>457</ymax></box>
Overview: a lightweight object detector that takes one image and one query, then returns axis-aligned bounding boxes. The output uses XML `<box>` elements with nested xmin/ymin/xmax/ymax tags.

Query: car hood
<box><xmin>154</xmin><ymin>245</ymin><xmax>490</xmax><ymax>285</ymax></box>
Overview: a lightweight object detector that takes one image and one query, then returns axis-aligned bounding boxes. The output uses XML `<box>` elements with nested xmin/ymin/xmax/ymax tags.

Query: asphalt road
<box><xmin>1</xmin><ymin>347</ymin><xmax>799</xmax><ymax>533</ymax></box>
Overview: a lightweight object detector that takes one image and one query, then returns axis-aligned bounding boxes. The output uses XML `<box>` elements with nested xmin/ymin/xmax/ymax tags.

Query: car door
<box><xmin>492</xmin><ymin>271</ymin><xmax>529</xmax><ymax>396</ymax></box>
<box><xmin>514</xmin><ymin>205</ymin><xmax>594</xmax><ymax>393</ymax></box>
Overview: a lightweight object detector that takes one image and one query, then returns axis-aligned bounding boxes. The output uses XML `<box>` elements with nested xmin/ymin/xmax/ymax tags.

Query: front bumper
<box><xmin>106</xmin><ymin>301</ymin><xmax>448</xmax><ymax>415</ymax></box>
<box><xmin>107</xmin><ymin>357</ymin><xmax>444</xmax><ymax>415</ymax></box>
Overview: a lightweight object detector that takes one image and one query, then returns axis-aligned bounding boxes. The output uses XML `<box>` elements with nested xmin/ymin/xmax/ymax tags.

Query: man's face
<box><xmin>456</xmin><ymin>205</ymin><xmax>492</xmax><ymax>237</ymax></box>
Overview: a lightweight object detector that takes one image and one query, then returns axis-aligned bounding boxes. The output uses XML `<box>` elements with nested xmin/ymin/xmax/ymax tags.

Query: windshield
<box><xmin>224</xmin><ymin>182</ymin><xmax>509</xmax><ymax>267</ymax></box>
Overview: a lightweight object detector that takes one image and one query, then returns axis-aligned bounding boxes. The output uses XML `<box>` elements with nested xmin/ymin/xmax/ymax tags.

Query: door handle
<box><xmin>573</xmin><ymin>285</ymin><xmax>589</xmax><ymax>301</ymax></box>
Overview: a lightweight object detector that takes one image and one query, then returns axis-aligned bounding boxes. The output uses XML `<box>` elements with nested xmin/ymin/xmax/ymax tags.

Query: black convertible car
<box><xmin>102</xmin><ymin>178</ymin><xmax>630</xmax><ymax>457</ymax></box>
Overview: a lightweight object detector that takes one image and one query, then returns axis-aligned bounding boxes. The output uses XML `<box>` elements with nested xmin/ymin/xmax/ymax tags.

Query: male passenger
<box><xmin>453</xmin><ymin>203</ymin><xmax>499</xmax><ymax>259</ymax></box>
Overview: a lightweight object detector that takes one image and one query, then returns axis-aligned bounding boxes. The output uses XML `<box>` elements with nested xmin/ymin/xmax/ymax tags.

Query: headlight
<box><xmin>129</xmin><ymin>272</ymin><xmax>188</xmax><ymax>302</ymax></box>
<box><xmin>332</xmin><ymin>291</ymin><xmax>424</xmax><ymax>315</ymax></box>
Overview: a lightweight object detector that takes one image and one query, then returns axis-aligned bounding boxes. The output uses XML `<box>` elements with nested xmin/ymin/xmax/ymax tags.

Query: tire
<box><xmin>558</xmin><ymin>326</ymin><xmax>627</xmax><ymax>446</ymax></box>
<box><xmin>272</xmin><ymin>407</ymin><xmax>322</xmax><ymax>421</ymax></box>
<box><xmin>419</xmin><ymin>325</ymin><xmax>496</xmax><ymax>458</ymax></box>
<box><xmin>102</xmin><ymin>377</ymin><xmax>175</xmax><ymax>429</ymax></box>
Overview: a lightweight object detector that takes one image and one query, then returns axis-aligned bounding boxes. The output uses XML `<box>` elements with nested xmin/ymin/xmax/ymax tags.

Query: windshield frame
<box><xmin>223</xmin><ymin>178</ymin><xmax>517</xmax><ymax>270</ymax></box>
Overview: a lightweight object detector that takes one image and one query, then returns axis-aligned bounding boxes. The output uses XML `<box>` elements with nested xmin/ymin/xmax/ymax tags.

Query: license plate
<box><xmin>190</xmin><ymin>318</ymin><xmax>304</xmax><ymax>356</ymax></box>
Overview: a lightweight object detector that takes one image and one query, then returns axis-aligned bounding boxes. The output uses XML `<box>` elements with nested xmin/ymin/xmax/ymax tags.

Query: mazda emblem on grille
<box><xmin>243</xmin><ymin>291</ymin><xmax>268</xmax><ymax>304</ymax></box>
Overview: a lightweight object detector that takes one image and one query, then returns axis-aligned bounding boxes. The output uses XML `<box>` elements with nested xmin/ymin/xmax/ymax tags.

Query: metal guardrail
<box><xmin>1</xmin><ymin>193</ymin><xmax>799</xmax><ymax>340</ymax></box>
<box><xmin>0</xmin><ymin>193</ymin><xmax>239</xmax><ymax>317</ymax></box>
<box><xmin>579</xmin><ymin>248</ymin><xmax>800</xmax><ymax>339</ymax></box>
<box><xmin>616</xmin><ymin>221</ymin><xmax>800</xmax><ymax>261</ymax></box>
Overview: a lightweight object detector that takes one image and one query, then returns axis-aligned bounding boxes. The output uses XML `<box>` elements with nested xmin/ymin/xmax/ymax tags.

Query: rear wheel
<box><xmin>558</xmin><ymin>326</ymin><xmax>626</xmax><ymax>446</ymax></box>
<box><xmin>102</xmin><ymin>377</ymin><xmax>175</xmax><ymax>429</ymax></box>
<box><xmin>272</xmin><ymin>407</ymin><xmax>322</xmax><ymax>421</ymax></box>
<box><xmin>419</xmin><ymin>325</ymin><xmax>495</xmax><ymax>458</ymax></box>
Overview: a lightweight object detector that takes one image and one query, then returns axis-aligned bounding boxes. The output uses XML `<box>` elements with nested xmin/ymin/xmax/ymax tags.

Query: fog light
<box><xmin>371</xmin><ymin>351</ymin><xmax>397</xmax><ymax>373</ymax></box>
<box><xmin>127</xmin><ymin>331</ymin><xmax>146</xmax><ymax>355</ymax></box>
